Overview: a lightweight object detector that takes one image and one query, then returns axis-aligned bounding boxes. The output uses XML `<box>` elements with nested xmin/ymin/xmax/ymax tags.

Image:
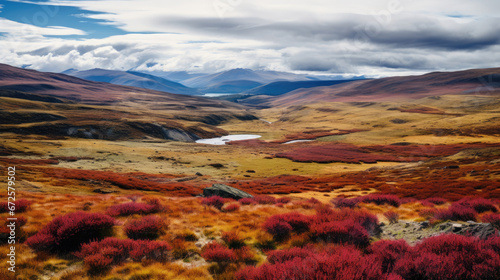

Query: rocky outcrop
<box><xmin>203</xmin><ymin>184</ymin><xmax>253</xmax><ymax>200</ymax></box>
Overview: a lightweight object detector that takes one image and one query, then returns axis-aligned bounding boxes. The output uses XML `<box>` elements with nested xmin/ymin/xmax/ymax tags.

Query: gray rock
<box><xmin>203</xmin><ymin>184</ymin><xmax>253</xmax><ymax>200</ymax></box>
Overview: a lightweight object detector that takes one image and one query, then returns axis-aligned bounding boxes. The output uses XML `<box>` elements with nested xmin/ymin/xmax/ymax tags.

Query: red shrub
<box><xmin>26</xmin><ymin>212</ymin><xmax>115</xmax><ymax>253</ymax></box>
<box><xmin>201</xmin><ymin>241</ymin><xmax>236</xmax><ymax>262</ymax></box>
<box><xmin>311</xmin><ymin>220</ymin><xmax>370</xmax><ymax>247</ymax></box>
<box><xmin>222</xmin><ymin>203</ymin><xmax>240</xmax><ymax>212</ymax></box>
<box><xmin>0</xmin><ymin>199</ymin><xmax>32</xmax><ymax>213</ymax></box>
<box><xmin>239</xmin><ymin>197</ymin><xmax>257</xmax><ymax>205</ymax></box>
<box><xmin>434</xmin><ymin>205</ymin><xmax>477</xmax><ymax>221</ymax></box>
<box><xmin>254</xmin><ymin>195</ymin><xmax>277</xmax><ymax>205</ymax></box>
<box><xmin>236</xmin><ymin>246</ymin><xmax>386</xmax><ymax>280</ymax></box>
<box><xmin>421</xmin><ymin>197</ymin><xmax>447</xmax><ymax>206</ymax></box>
<box><xmin>482</xmin><ymin>213</ymin><xmax>500</xmax><ymax>229</ymax></box>
<box><xmin>262</xmin><ymin>217</ymin><xmax>292</xmax><ymax>241</ymax></box>
<box><xmin>314</xmin><ymin>207</ymin><xmax>379</xmax><ymax>235</ymax></box>
<box><xmin>384</xmin><ymin>211</ymin><xmax>399</xmax><ymax>224</ymax></box>
<box><xmin>359</xmin><ymin>194</ymin><xmax>401</xmax><ymax>207</ymax></box>
<box><xmin>369</xmin><ymin>240</ymin><xmax>410</xmax><ymax>273</ymax></box>
<box><xmin>129</xmin><ymin>240</ymin><xmax>172</xmax><ymax>262</ymax></box>
<box><xmin>84</xmin><ymin>254</ymin><xmax>113</xmax><ymax>275</ymax></box>
<box><xmin>222</xmin><ymin>231</ymin><xmax>245</xmax><ymax>249</ymax></box>
<box><xmin>267</xmin><ymin>246</ymin><xmax>315</xmax><ymax>264</ymax></box>
<box><xmin>394</xmin><ymin>234</ymin><xmax>500</xmax><ymax>280</ymax></box>
<box><xmin>201</xmin><ymin>196</ymin><xmax>226</xmax><ymax>210</ymax></box>
<box><xmin>124</xmin><ymin>215</ymin><xmax>165</xmax><ymax>240</ymax></box>
<box><xmin>76</xmin><ymin>237</ymin><xmax>171</xmax><ymax>267</ymax></box>
<box><xmin>331</xmin><ymin>197</ymin><xmax>359</xmax><ymax>208</ymax></box>
<box><xmin>75</xmin><ymin>237</ymin><xmax>134</xmax><ymax>260</ymax></box>
<box><xmin>455</xmin><ymin>197</ymin><xmax>497</xmax><ymax>213</ymax></box>
<box><xmin>107</xmin><ymin>201</ymin><xmax>163</xmax><ymax>216</ymax></box>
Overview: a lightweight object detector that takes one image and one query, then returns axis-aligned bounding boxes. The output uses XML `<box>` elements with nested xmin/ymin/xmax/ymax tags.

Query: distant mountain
<box><xmin>182</xmin><ymin>68</ymin><xmax>315</xmax><ymax>88</ymax></box>
<box><xmin>243</xmin><ymin>79</ymin><xmax>364</xmax><ymax>96</ymax></box>
<box><xmin>200</xmin><ymin>80</ymin><xmax>263</xmax><ymax>93</ymax></box>
<box><xmin>242</xmin><ymin>68</ymin><xmax>500</xmax><ymax>107</ymax></box>
<box><xmin>133</xmin><ymin>70</ymin><xmax>207</xmax><ymax>83</ymax></box>
<box><xmin>62</xmin><ymin>68</ymin><xmax>201</xmax><ymax>95</ymax></box>
<box><xmin>0</xmin><ymin>63</ymin><xmax>240</xmax><ymax>107</ymax></box>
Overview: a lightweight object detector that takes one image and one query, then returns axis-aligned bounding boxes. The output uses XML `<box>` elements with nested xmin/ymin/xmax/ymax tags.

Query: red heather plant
<box><xmin>331</xmin><ymin>197</ymin><xmax>359</xmax><ymax>208</ymax></box>
<box><xmin>26</xmin><ymin>212</ymin><xmax>115</xmax><ymax>253</ymax></box>
<box><xmin>0</xmin><ymin>199</ymin><xmax>31</xmax><ymax>213</ymax></box>
<box><xmin>482</xmin><ymin>213</ymin><xmax>500</xmax><ymax>229</ymax></box>
<box><xmin>434</xmin><ymin>204</ymin><xmax>477</xmax><ymax>221</ymax></box>
<box><xmin>393</xmin><ymin>234</ymin><xmax>500</xmax><ymax>280</ymax></box>
<box><xmin>266</xmin><ymin>246</ymin><xmax>315</xmax><ymax>264</ymax></box>
<box><xmin>106</xmin><ymin>200</ymin><xmax>163</xmax><ymax>216</ymax></box>
<box><xmin>75</xmin><ymin>237</ymin><xmax>172</xmax><ymax>272</ymax></box>
<box><xmin>201</xmin><ymin>241</ymin><xmax>236</xmax><ymax>263</ymax></box>
<box><xmin>129</xmin><ymin>240</ymin><xmax>172</xmax><ymax>262</ymax></box>
<box><xmin>455</xmin><ymin>197</ymin><xmax>497</xmax><ymax>213</ymax></box>
<box><xmin>76</xmin><ymin>237</ymin><xmax>134</xmax><ymax>274</ymax></box>
<box><xmin>384</xmin><ymin>211</ymin><xmax>399</xmax><ymax>224</ymax></box>
<box><xmin>262</xmin><ymin>218</ymin><xmax>292</xmax><ymax>241</ymax></box>
<box><xmin>314</xmin><ymin>207</ymin><xmax>379</xmax><ymax>235</ymax></box>
<box><xmin>236</xmin><ymin>246</ymin><xmax>387</xmax><ymax>280</ymax></box>
<box><xmin>124</xmin><ymin>215</ymin><xmax>166</xmax><ymax>240</ymax></box>
<box><xmin>239</xmin><ymin>197</ymin><xmax>257</xmax><ymax>205</ymax></box>
<box><xmin>369</xmin><ymin>240</ymin><xmax>410</xmax><ymax>274</ymax></box>
<box><xmin>310</xmin><ymin>220</ymin><xmax>370</xmax><ymax>247</ymax></box>
<box><xmin>201</xmin><ymin>196</ymin><xmax>226</xmax><ymax>210</ymax></box>
<box><xmin>421</xmin><ymin>197</ymin><xmax>447</xmax><ymax>206</ymax></box>
<box><xmin>253</xmin><ymin>195</ymin><xmax>277</xmax><ymax>205</ymax></box>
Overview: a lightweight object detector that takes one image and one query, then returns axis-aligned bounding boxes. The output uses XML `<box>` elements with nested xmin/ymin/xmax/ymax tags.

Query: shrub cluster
<box><xmin>435</xmin><ymin>205</ymin><xmax>477</xmax><ymax>221</ymax></box>
<box><xmin>107</xmin><ymin>199</ymin><xmax>164</xmax><ymax>216</ymax></box>
<box><xmin>263</xmin><ymin>208</ymin><xmax>378</xmax><ymax>247</ymax></box>
<box><xmin>201</xmin><ymin>241</ymin><xmax>236</xmax><ymax>263</ymax></box>
<box><xmin>124</xmin><ymin>215</ymin><xmax>166</xmax><ymax>240</ymax></box>
<box><xmin>236</xmin><ymin>234</ymin><xmax>500</xmax><ymax>280</ymax></box>
<box><xmin>26</xmin><ymin>212</ymin><xmax>115</xmax><ymax>253</ymax></box>
<box><xmin>0</xmin><ymin>199</ymin><xmax>31</xmax><ymax>213</ymax></box>
<box><xmin>75</xmin><ymin>237</ymin><xmax>171</xmax><ymax>274</ymax></box>
<box><xmin>455</xmin><ymin>197</ymin><xmax>497</xmax><ymax>213</ymax></box>
<box><xmin>201</xmin><ymin>196</ymin><xmax>227</xmax><ymax>210</ymax></box>
<box><xmin>263</xmin><ymin>212</ymin><xmax>311</xmax><ymax>240</ymax></box>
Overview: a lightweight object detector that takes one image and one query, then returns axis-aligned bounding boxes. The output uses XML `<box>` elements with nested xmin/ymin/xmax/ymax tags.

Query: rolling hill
<box><xmin>240</xmin><ymin>68</ymin><xmax>500</xmax><ymax>107</ymax></box>
<box><xmin>62</xmin><ymin>68</ymin><xmax>201</xmax><ymax>95</ymax></box>
<box><xmin>0</xmin><ymin>63</ymin><xmax>256</xmax><ymax>141</ymax></box>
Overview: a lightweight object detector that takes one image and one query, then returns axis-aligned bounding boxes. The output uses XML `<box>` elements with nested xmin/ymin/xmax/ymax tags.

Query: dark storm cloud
<box><xmin>157</xmin><ymin>14</ymin><xmax>500</xmax><ymax>52</ymax></box>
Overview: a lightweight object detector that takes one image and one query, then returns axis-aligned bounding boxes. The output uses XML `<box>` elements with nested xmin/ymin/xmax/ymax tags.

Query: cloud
<box><xmin>1</xmin><ymin>0</ymin><xmax>500</xmax><ymax>76</ymax></box>
<box><xmin>0</xmin><ymin>18</ymin><xmax>85</xmax><ymax>36</ymax></box>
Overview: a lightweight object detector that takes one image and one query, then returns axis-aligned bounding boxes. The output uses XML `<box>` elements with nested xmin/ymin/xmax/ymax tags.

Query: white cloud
<box><xmin>1</xmin><ymin>0</ymin><xmax>499</xmax><ymax>76</ymax></box>
<box><xmin>0</xmin><ymin>18</ymin><xmax>85</xmax><ymax>36</ymax></box>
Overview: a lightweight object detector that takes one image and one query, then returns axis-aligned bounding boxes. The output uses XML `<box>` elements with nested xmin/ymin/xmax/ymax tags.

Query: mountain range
<box><xmin>62</xmin><ymin>68</ymin><xmax>201</xmax><ymax>96</ymax></box>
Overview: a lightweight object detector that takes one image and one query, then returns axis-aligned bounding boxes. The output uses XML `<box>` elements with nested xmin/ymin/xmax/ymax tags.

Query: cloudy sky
<box><xmin>0</xmin><ymin>0</ymin><xmax>499</xmax><ymax>77</ymax></box>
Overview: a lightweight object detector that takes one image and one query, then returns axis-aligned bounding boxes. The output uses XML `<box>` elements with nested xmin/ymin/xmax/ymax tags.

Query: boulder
<box><xmin>203</xmin><ymin>184</ymin><xmax>253</xmax><ymax>200</ymax></box>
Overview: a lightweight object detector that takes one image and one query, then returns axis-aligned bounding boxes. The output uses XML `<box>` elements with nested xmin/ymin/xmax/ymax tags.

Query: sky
<box><xmin>0</xmin><ymin>0</ymin><xmax>499</xmax><ymax>77</ymax></box>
